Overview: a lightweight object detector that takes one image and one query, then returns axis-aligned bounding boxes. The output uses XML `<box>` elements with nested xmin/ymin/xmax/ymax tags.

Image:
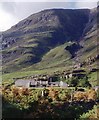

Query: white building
<box><xmin>60</xmin><ymin>81</ymin><xmax>68</xmax><ymax>87</ymax></box>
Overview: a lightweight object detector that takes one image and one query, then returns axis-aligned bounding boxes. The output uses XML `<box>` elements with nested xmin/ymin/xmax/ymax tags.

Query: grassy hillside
<box><xmin>2</xmin><ymin>9</ymin><xmax>90</xmax><ymax>74</ymax></box>
<box><xmin>2</xmin><ymin>8</ymin><xmax>98</xmax><ymax>88</ymax></box>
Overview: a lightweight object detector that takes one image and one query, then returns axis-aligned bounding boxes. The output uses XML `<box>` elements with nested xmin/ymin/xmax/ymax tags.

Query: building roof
<box><xmin>15</xmin><ymin>79</ymin><xmax>36</xmax><ymax>87</ymax></box>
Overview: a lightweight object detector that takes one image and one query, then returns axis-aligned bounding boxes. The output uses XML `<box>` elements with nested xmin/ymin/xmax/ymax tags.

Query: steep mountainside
<box><xmin>76</xmin><ymin>7</ymin><xmax>98</xmax><ymax>62</ymax></box>
<box><xmin>2</xmin><ymin>8</ymin><xmax>98</xmax><ymax>73</ymax></box>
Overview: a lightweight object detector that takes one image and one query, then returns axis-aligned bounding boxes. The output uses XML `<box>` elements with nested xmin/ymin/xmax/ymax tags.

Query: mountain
<box><xmin>2</xmin><ymin>8</ymin><xmax>98</xmax><ymax>74</ymax></box>
<box><xmin>76</xmin><ymin>7</ymin><xmax>98</xmax><ymax>62</ymax></box>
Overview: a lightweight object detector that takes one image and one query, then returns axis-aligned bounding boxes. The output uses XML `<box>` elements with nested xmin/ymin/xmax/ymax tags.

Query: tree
<box><xmin>78</xmin><ymin>76</ymin><xmax>91</xmax><ymax>88</ymax></box>
<box><xmin>73</xmin><ymin>91</ymin><xmax>87</xmax><ymax>101</ymax></box>
<box><xmin>48</xmin><ymin>88</ymin><xmax>59</xmax><ymax>101</ymax></box>
<box><xmin>68</xmin><ymin>77</ymin><xmax>78</xmax><ymax>87</ymax></box>
<box><xmin>87</xmin><ymin>89</ymin><xmax>97</xmax><ymax>101</ymax></box>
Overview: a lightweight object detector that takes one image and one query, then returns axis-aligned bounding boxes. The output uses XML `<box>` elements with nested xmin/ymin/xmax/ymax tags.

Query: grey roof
<box><xmin>15</xmin><ymin>80</ymin><xmax>29</xmax><ymax>85</ymax></box>
<box><xmin>15</xmin><ymin>79</ymin><xmax>36</xmax><ymax>87</ymax></box>
<box><xmin>15</xmin><ymin>79</ymin><xmax>48</xmax><ymax>87</ymax></box>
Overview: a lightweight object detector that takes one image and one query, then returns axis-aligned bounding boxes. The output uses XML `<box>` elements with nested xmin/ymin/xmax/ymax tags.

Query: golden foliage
<box><xmin>48</xmin><ymin>88</ymin><xmax>59</xmax><ymax>101</ymax></box>
<box><xmin>73</xmin><ymin>91</ymin><xmax>87</xmax><ymax>101</ymax></box>
<box><xmin>87</xmin><ymin>89</ymin><xmax>97</xmax><ymax>101</ymax></box>
<box><xmin>73</xmin><ymin>89</ymin><xmax>97</xmax><ymax>101</ymax></box>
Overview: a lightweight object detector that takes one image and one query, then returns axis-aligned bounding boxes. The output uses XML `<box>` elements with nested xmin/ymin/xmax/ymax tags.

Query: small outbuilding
<box><xmin>60</xmin><ymin>81</ymin><xmax>68</xmax><ymax>87</ymax></box>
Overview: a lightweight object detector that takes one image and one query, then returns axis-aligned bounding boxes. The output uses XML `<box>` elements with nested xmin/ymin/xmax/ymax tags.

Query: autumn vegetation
<box><xmin>1</xmin><ymin>85</ymin><xmax>99</xmax><ymax>119</ymax></box>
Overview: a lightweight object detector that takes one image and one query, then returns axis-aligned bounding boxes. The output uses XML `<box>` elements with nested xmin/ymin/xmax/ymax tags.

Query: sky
<box><xmin>0</xmin><ymin>0</ymin><xmax>98</xmax><ymax>31</ymax></box>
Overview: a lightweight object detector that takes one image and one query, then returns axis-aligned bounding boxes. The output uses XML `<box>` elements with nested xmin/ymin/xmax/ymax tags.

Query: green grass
<box><xmin>79</xmin><ymin>105</ymin><xmax>99</xmax><ymax>119</ymax></box>
<box><xmin>2</xmin><ymin>67</ymin><xmax>63</xmax><ymax>82</ymax></box>
<box><xmin>28</xmin><ymin>42</ymin><xmax>73</xmax><ymax>70</ymax></box>
<box><xmin>79</xmin><ymin>35</ymin><xmax>97</xmax><ymax>61</ymax></box>
<box><xmin>3</xmin><ymin>41</ymin><xmax>74</xmax><ymax>76</ymax></box>
<box><xmin>2</xmin><ymin>70</ymin><xmax>45</xmax><ymax>81</ymax></box>
<box><xmin>88</xmin><ymin>71</ymin><xmax>98</xmax><ymax>87</ymax></box>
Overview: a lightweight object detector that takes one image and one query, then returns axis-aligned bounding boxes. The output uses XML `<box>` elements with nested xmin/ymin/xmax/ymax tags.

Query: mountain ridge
<box><xmin>2</xmin><ymin>8</ymin><xmax>98</xmax><ymax>74</ymax></box>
